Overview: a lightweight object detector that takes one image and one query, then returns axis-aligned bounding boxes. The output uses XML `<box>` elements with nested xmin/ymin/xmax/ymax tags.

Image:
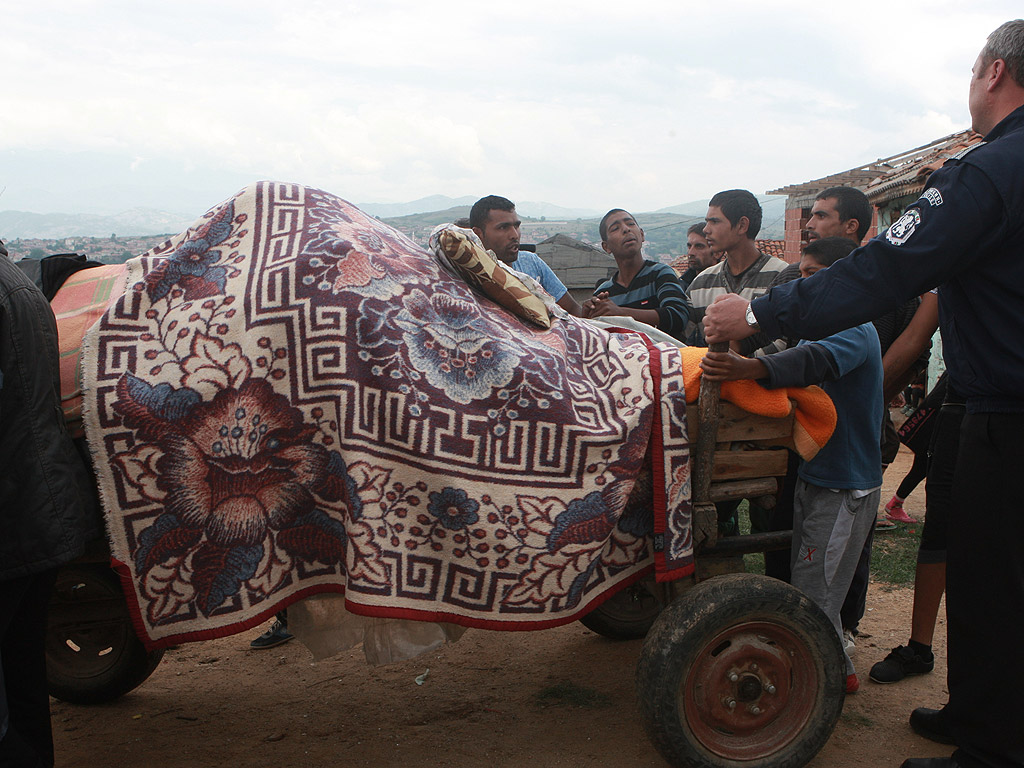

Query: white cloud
<box><xmin>1</xmin><ymin>0</ymin><xmax>1020</xmax><ymax>214</ymax></box>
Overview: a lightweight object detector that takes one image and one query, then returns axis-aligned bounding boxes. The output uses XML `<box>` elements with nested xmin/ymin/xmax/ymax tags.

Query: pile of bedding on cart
<box><xmin>78</xmin><ymin>181</ymin><xmax>696</xmax><ymax>652</ymax></box>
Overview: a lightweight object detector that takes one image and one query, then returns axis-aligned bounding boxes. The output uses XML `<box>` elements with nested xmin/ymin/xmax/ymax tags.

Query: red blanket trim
<box><xmin>603</xmin><ymin>328</ymin><xmax>693</xmax><ymax>582</ymax></box>
<box><xmin>113</xmin><ymin>554</ymin><xmax>658</xmax><ymax>649</ymax></box>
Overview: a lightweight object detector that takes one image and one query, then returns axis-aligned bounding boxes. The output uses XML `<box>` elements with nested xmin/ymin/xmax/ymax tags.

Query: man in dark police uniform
<box><xmin>703</xmin><ymin>20</ymin><xmax>1024</xmax><ymax>768</ymax></box>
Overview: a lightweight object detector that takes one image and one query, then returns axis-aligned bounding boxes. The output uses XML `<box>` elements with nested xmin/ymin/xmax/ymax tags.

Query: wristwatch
<box><xmin>745</xmin><ymin>302</ymin><xmax>759</xmax><ymax>330</ymax></box>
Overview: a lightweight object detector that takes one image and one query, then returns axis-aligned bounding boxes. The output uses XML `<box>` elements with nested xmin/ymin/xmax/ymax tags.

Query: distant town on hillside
<box><xmin>1</xmin><ymin>195</ymin><xmax>786</xmax><ymax>265</ymax></box>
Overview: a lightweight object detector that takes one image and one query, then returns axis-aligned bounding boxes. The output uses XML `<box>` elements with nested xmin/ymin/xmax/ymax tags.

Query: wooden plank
<box><xmin>687</xmin><ymin>400</ymin><xmax>794</xmax><ymax>443</ymax></box>
<box><xmin>708</xmin><ymin>477</ymin><xmax>777</xmax><ymax>502</ymax></box>
<box><xmin>711</xmin><ymin>448</ymin><xmax>789</xmax><ymax>481</ymax></box>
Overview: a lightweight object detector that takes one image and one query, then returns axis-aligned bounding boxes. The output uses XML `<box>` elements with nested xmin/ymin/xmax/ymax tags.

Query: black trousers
<box><xmin>946</xmin><ymin>413</ymin><xmax>1024</xmax><ymax>768</ymax></box>
<box><xmin>763</xmin><ymin>450</ymin><xmax>800</xmax><ymax>583</ymax></box>
<box><xmin>1</xmin><ymin>569</ymin><xmax>58</xmax><ymax>768</ymax></box>
<box><xmin>839</xmin><ymin>525</ymin><xmax>873</xmax><ymax>632</ymax></box>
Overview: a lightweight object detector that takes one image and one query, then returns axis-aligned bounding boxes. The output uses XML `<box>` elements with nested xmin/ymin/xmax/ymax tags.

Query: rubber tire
<box><xmin>580</xmin><ymin>577</ymin><xmax>664</xmax><ymax>640</ymax></box>
<box><xmin>47</xmin><ymin>564</ymin><xmax>164</xmax><ymax>705</ymax></box>
<box><xmin>636</xmin><ymin>573</ymin><xmax>845</xmax><ymax>768</ymax></box>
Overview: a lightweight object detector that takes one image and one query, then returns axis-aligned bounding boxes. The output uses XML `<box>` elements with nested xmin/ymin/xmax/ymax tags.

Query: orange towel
<box><xmin>681</xmin><ymin>347</ymin><xmax>837</xmax><ymax>461</ymax></box>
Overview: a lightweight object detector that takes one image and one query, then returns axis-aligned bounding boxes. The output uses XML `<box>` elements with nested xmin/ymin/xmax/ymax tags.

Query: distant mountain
<box><xmin>1</xmin><ymin>194</ymin><xmax>784</xmax><ymax>244</ymax></box>
<box><xmin>653</xmin><ymin>195</ymin><xmax>786</xmax><ymax>239</ymax></box>
<box><xmin>357</xmin><ymin>195</ymin><xmax>477</xmax><ymax>218</ymax></box>
<box><xmin>0</xmin><ymin>208</ymin><xmax>195</xmax><ymax>239</ymax></box>
<box><xmin>358</xmin><ymin>195</ymin><xmax>602</xmax><ymax>221</ymax></box>
<box><xmin>653</xmin><ymin>199</ymin><xmax>715</xmax><ymax>217</ymax></box>
<box><xmin>513</xmin><ymin>201</ymin><xmax>603</xmax><ymax>220</ymax></box>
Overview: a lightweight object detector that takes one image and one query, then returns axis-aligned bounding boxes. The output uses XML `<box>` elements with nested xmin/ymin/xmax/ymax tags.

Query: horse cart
<box><xmin>39</xmin><ymin>185</ymin><xmax>845</xmax><ymax>768</ymax></box>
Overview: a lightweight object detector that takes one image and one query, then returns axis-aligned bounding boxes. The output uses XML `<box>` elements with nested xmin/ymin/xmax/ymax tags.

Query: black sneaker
<box><xmin>909</xmin><ymin>706</ymin><xmax>955</xmax><ymax>745</ymax></box>
<box><xmin>250</xmin><ymin>619</ymin><xmax>293</xmax><ymax>650</ymax></box>
<box><xmin>869</xmin><ymin>644</ymin><xmax>934</xmax><ymax>683</ymax></box>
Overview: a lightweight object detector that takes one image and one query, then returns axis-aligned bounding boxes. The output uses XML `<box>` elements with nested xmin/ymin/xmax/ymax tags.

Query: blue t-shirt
<box><xmin>507</xmin><ymin>251</ymin><xmax>567</xmax><ymax>300</ymax></box>
<box><xmin>798</xmin><ymin>324</ymin><xmax>883</xmax><ymax>490</ymax></box>
<box><xmin>758</xmin><ymin>322</ymin><xmax>883</xmax><ymax>489</ymax></box>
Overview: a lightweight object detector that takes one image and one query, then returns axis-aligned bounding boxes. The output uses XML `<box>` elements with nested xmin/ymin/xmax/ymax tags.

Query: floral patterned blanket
<box><xmin>82</xmin><ymin>182</ymin><xmax>692</xmax><ymax>649</ymax></box>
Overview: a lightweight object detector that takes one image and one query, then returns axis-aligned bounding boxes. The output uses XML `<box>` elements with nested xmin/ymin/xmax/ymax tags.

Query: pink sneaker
<box><xmin>885</xmin><ymin>497</ymin><xmax>915</xmax><ymax>524</ymax></box>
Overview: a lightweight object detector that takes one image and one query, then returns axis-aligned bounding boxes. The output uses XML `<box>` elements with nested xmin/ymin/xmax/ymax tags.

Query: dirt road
<box><xmin>53</xmin><ymin>447</ymin><xmax>954</xmax><ymax>768</ymax></box>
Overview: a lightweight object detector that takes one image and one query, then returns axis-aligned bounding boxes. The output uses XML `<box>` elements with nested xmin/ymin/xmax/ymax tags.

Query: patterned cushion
<box><xmin>434</xmin><ymin>226</ymin><xmax>551</xmax><ymax>329</ymax></box>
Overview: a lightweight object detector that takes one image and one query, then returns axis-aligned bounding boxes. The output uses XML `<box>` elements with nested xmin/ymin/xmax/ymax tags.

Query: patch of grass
<box><xmin>870</xmin><ymin>522</ymin><xmax>922</xmax><ymax>587</ymax></box>
<box><xmin>736</xmin><ymin>501</ymin><xmax>766</xmax><ymax>575</ymax></box>
<box><xmin>533</xmin><ymin>681</ymin><xmax>612</xmax><ymax>709</ymax></box>
<box><xmin>840</xmin><ymin>710</ymin><xmax>875</xmax><ymax>728</ymax></box>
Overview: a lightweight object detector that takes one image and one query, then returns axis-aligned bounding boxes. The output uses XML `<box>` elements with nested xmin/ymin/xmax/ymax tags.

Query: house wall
<box><xmin>784</xmin><ymin>206</ymin><xmax>808</xmax><ymax>263</ymax></box>
<box><xmin>782</xmin><ymin>195</ymin><xmax>881</xmax><ymax>262</ymax></box>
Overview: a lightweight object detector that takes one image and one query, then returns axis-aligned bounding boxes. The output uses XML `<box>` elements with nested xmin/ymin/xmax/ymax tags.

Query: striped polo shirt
<box><xmin>687</xmin><ymin>250</ymin><xmax>791</xmax><ymax>355</ymax></box>
<box><xmin>593</xmin><ymin>259</ymin><xmax>691</xmax><ymax>342</ymax></box>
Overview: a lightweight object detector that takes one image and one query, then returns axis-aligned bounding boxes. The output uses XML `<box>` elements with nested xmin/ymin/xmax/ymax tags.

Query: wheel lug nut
<box><xmin>751</xmin><ymin>663</ymin><xmax>758</xmax><ymax>671</ymax></box>
<box><xmin>728</xmin><ymin>672</ymin><xmax>739</xmax><ymax>682</ymax></box>
<box><xmin>749</xmin><ymin>705</ymin><xmax>762</xmax><ymax>715</ymax></box>
<box><xmin>725</xmin><ymin>698</ymin><xmax>736</xmax><ymax>709</ymax></box>
<box><xmin>766</xmin><ymin>684</ymin><xmax>776</xmax><ymax>694</ymax></box>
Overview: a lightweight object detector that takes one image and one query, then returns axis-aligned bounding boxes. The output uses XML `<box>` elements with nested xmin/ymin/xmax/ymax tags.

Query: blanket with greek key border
<box><xmin>82</xmin><ymin>182</ymin><xmax>692</xmax><ymax>649</ymax></box>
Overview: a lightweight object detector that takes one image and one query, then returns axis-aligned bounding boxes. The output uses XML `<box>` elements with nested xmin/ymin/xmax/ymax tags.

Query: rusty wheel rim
<box><xmin>680</xmin><ymin>619</ymin><xmax>820</xmax><ymax>759</ymax></box>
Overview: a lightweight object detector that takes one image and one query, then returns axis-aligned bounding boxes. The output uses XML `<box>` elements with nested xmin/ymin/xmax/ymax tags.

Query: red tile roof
<box><xmin>757</xmin><ymin>240</ymin><xmax>786</xmax><ymax>260</ymax></box>
<box><xmin>768</xmin><ymin>129</ymin><xmax>983</xmax><ymax>204</ymax></box>
<box><xmin>863</xmin><ymin>130</ymin><xmax>984</xmax><ymax>204</ymax></box>
<box><xmin>668</xmin><ymin>256</ymin><xmax>689</xmax><ymax>275</ymax></box>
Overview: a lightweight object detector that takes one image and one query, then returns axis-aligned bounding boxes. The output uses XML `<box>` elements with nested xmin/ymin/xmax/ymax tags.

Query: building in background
<box><xmin>768</xmin><ymin>129</ymin><xmax>982</xmax><ymax>264</ymax></box>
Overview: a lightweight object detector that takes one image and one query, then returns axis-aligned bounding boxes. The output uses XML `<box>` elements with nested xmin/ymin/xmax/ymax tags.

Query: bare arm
<box><xmin>882</xmin><ymin>291</ymin><xmax>939</xmax><ymax>403</ymax></box>
<box><xmin>582</xmin><ymin>292</ymin><xmax>661</xmax><ymax>327</ymax></box>
<box><xmin>703</xmin><ymin>293</ymin><xmax>758</xmax><ymax>343</ymax></box>
<box><xmin>556</xmin><ymin>291</ymin><xmax>583</xmax><ymax>317</ymax></box>
<box><xmin>700</xmin><ymin>349</ymin><xmax>768</xmax><ymax>381</ymax></box>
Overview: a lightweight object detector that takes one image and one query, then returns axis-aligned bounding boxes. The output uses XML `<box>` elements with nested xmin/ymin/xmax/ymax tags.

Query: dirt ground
<box><xmin>52</xmin><ymin>444</ymin><xmax>955</xmax><ymax>768</ymax></box>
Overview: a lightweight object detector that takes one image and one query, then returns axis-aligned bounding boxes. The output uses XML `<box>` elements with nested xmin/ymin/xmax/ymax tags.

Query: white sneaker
<box><xmin>843</xmin><ymin>629</ymin><xmax>856</xmax><ymax>652</ymax></box>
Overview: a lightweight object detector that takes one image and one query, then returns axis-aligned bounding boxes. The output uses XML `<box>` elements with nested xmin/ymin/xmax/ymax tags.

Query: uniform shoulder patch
<box><xmin>921</xmin><ymin>187</ymin><xmax>943</xmax><ymax>207</ymax></box>
<box><xmin>886</xmin><ymin>209</ymin><xmax>922</xmax><ymax>246</ymax></box>
<box><xmin>950</xmin><ymin>141</ymin><xmax>986</xmax><ymax>161</ymax></box>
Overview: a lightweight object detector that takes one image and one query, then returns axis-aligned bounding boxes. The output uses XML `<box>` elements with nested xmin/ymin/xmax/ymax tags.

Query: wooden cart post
<box><xmin>691</xmin><ymin>341</ymin><xmax>727</xmax><ymax>551</ymax></box>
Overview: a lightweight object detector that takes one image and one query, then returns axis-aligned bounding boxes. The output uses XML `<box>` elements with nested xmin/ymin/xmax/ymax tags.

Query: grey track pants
<box><xmin>791</xmin><ymin>480</ymin><xmax>879</xmax><ymax>676</ymax></box>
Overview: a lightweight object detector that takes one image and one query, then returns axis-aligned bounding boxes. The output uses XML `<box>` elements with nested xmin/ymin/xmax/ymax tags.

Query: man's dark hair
<box><xmin>708</xmin><ymin>190</ymin><xmax>762</xmax><ymax>240</ymax></box>
<box><xmin>687</xmin><ymin>222</ymin><xmax>707</xmax><ymax>237</ymax></box>
<box><xmin>816</xmin><ymin>186</ymin><xmax>873</xmax><ymax>242</ymax></box>
<box><xmin>599</xmin><ymin>208</ymin><xmax>632</xmax><ymax>241</ymax></box>
<box><xmin>469</xmin><ymin>195</ymin><xmax>515</xmax><ymax>229</ymax></box>
<box><xmin>802</xmin><ymin>236</ymin><xmax>859</xmax><ymax>268</ymax></box>
<box><xmin>982</xmin><ymin>19</ymin><xmax>1024</xmax><ymax>88</ymax></box>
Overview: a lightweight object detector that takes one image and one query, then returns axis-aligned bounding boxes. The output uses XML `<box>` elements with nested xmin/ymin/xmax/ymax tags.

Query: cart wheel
<box><xmin>580</xmin><ymin>577</ymin><xmax>664</xmax><ymax>640</ymax></box>
<box><xmin>47</xmin><ymin>564</ymin><xmax>164</xmax><ymax>704</ymax></box>
<box><xmin>636</xmin><ymin>573</ymin><xmax>844</xmax><ymax>768</ymax></box>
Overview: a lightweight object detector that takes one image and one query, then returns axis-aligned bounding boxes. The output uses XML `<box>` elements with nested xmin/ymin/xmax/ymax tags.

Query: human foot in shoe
<box><xmin>250</xmin><ymin>618</ymin><xmax>294</xmax><ymax>650</ymax></box>
<box><xmin>909</xmin><ymin>706</ymin><xmax>954</xmax><ymax>745</ymax></box>
<box><xmin>870</xmin><ymin>644</ymin><xmax>934</xmax><ymax>683</ymax></box>
<box><xmin>887</xmin><ymin>506</ymin><xmax>915</xmax><ymax>523</ymax></box>
<box><xmin>885</xmin><ymin>497</ymin><xmax>915</xmax><ymax>523</ymax></box>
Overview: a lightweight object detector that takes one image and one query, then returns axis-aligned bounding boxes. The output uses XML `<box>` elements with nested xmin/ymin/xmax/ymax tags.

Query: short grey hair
<box><xmin>982</xmin><ymin>20</ymin><xmax>1024</xmax><ymax>87</ymax></box>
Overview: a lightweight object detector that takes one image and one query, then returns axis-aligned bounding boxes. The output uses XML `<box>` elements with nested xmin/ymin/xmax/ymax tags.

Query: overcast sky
<box><xmin>1</xmin><ymin>1</ymin><xmax>1019</xmax><ymax>217</ymax></box>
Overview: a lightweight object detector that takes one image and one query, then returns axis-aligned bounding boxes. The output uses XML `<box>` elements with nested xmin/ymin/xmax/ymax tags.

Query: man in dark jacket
<box><xmin>1</xmin><ymin>244</ymin><xmax>97</xmax><ymax>767</ymax></box>
<box><xmin>704</xmin><ymin>20</ymin><xmax>1024</xmax><ymax>768</ymax></box>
